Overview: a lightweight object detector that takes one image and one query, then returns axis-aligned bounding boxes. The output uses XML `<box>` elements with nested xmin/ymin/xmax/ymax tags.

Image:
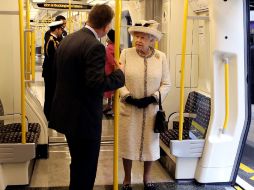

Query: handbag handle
<box><xmin>159</xmin><ymin>91</ymin><xmax>163</xmax><ymax>111</ymax></box>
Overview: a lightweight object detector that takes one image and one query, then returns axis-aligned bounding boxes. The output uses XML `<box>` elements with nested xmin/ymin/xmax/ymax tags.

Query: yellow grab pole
<box><xmin>179</xmin><ymin>0</ymin><xmax>189</xmax><ymax>141</ymax></box>
<box><xmin>31</xmin><ymin>31</ymin><xmax>36</xmax><ymax>81</ymax></box>
<box><xmin>155</xmin><ymin>41</ymin><xmax>158</xmax><ymax>50</ymax></box>
<box><xmin>223</xmin><ymin>58</ymin><xmax>229</xmax><ymax>132</ymax></box>
<box><xmin>41</xmin><ymin>30</ymin><xmax>44</xmax><ymax>55</ymax></box>
<box><xmin>68</xmin><ymin>0</ymin><xmax>72</xmax><ymax>34</ymax></box>
<box><xmin>18</xmin><ymin>0</ymin><xmax>26</xmax><ymax>144</ymax></box>
<box><xmin>84</xmin><ymin>12</ymin><xmax>88</xmax><ymax>24</ymax></box>
<box><xmin>79</xmin><ymin>12</ymin><xmax>82</xmax><ymax>29</ymax></box>
<box><xmin>114</xmin><ymin>1</ymin><xmax>122</xmax><ymax>189</ymax></box>
<box><xmin>71</xmin><ymin>12</ymin><xmax>74</xmax><ymax>33</ymax></box>
<box><xmin>26</xmin><ymin>0</ymin><xmax>31</xmax><ymax>80</ymax></box>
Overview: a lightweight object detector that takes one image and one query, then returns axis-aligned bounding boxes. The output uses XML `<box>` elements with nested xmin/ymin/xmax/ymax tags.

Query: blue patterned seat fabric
<box><xmin>160</xmin><ymin>91</ymin><xmax>211</xmax><ymax>146</ymax></box>
<box><xmin>0</xmin><ymin>99</ymin><xmax>41</xmax><ymax>143</ymax></box>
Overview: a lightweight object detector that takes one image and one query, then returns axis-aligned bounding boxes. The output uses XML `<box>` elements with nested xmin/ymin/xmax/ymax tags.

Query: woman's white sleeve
<box><xmin>155</xmin><ymin>52</ymin><xmax>171</xmax><ymax>101</ymax></box>
<box><xmin>119</xmin><ymin>49</ymin><xmax>131</xmax><ymax>101</ymax></box>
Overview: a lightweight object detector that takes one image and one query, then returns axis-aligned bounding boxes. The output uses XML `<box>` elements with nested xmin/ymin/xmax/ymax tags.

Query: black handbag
<box><xmin>154</xmin><ymin>91</ymin><xmax>168</xmax><ymax>133</ymax></box>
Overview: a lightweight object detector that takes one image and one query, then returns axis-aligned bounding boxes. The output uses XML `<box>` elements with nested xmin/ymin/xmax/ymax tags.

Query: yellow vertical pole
<box><xmin>71</xmin><ymin>11</ymin><xmax>74</xmax><ymax>33</ymax></box>
<box><xmin>18</xmin><ymin>0</ymin><xmax>26</xmax><ymax>144</ymax></box>
<box><xmin>84</xmin><ymin>12</ymin><xmax>88</xmax><ymax>24</ymax></box>
<box><xmin>179</xmin><ymin>0</ymin><xmax>189</xmax><ymax>141</ymax></box>
<box><xmin>79</xmin><ymin>12</ymin><xmax>82</xmax><ymax>29</ymax></box>
<box><xmin>223</xmin><ymin>58</ymin><xmax>229</xmax><ymax>132</ymax></box>
<box><xmin>41</xmin><ymin>29</ymin><xmax>44</xmax><ymax>55</ymax></box>
<box><xmin>31</xmin><ymin>31</ymin><xmax>36</xmax><ymax>81</ymax></box>
<box><xmin>68</xmin><ymin>0</ymin><xmax>72</xmax><ymax>34</ymax></box>
<box><xmin>26</xmin><ymin>0</ymin><xmax>31</xmax><ymax>80</ymax></box>
<box><xmin>155</xmin><ymin>41</ymin><xmax>158</xmax><ymax>49</ymax></box>
<box><xmin>114</xmin><ymin>1</ymin><xmax>122</xmax><ymax>190</ymax></box>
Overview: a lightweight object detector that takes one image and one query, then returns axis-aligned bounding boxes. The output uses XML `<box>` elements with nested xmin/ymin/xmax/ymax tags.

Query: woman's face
<box><xmin>134</xmin><ymin>32</ymin><xmax>154</xmax><ymax>52</ymax></box>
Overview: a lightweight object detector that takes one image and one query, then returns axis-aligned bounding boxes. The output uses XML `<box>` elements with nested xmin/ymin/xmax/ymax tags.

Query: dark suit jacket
<box><xmin>42</xmin><ymin>34</ymin><xmax>59</xmax><ymax>78</ymax></box>
<box><xmin>49</xmin><ymin>27</ymin><xmax>125</xmax><ymax>140</ymax></box>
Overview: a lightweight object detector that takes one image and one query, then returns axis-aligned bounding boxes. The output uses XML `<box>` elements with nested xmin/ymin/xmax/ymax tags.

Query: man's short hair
<box><xmin>88</xmin><ymin>4</ymin><xmax>114</xmax><ymax>29</ymax></box>
<box><xmin>55</xmin><ymin>15</ymin><xmax>66</xmax><ymax>21</ymax></box>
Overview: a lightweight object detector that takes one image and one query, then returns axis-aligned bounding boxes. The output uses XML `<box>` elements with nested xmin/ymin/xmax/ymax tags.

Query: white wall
<box><xmin>0</xmin><ymin>1</ymin><xmax>21</xmax><ymax>114</ymax></box>
<box><xmin>162</xmin><ymin>0</ymin><xmax>211</xmax><ymax>119</ymax></box>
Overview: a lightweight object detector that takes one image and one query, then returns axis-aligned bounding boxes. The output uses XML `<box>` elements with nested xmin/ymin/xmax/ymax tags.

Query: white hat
<box><xmin>48</xmin><ymin>20</ymin><xmax>63</xmax><ymax>27</ymax></box>
<box><xmin>128</xmin><ymin>20</ymin><xmax>162</xmax><ymax>41</ymax></box>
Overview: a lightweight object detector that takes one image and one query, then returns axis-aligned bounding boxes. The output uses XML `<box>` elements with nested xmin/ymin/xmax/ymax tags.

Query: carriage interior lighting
<box><xmin>87</xmin><ymin>0</ymin><xmax>109</xmax><ymax>5</ymax></box>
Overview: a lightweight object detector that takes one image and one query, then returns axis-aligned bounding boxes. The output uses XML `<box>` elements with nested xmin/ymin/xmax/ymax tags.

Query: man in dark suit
<box><xmin>49</xmin><ymin>4</ymin><xmax>125</xmax><ymax>190</ymax></box>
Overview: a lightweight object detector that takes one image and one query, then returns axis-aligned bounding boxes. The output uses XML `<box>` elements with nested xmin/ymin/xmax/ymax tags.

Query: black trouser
<box><xmin>65</xmin><ymin>134</ymin><xmax>101</xmax><ymax>190</ymax></box>
<box><xmin>43</xmin><ymin>76</ymin><xmax>54</xmax><ymax>121</ymax></box>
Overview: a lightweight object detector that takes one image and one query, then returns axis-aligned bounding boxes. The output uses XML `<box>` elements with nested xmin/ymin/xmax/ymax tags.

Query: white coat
<box><xmin>119</xmin><ymin>47</ymin><xmax>171</xmax><ymax>161</ymax></box>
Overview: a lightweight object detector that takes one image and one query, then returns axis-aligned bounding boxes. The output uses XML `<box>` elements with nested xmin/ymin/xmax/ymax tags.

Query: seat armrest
<box><xmin>168</xmin><ymin>112</ymin><xmax>197</xmax><ymax>122</ymax></box>
<box><xmin>170</xmin><ymin>139</ymin><xmax>205</xmax><ymax>157</ymax></box>
<box><xmin>0</xmin><ymin>114</ymin><xmax>29</xmax><ymax>128</ymax></box>
<box><xmin>0</xmin><ymin>113</ymin><xmax>28</xmax><ymax>121</ymax></box>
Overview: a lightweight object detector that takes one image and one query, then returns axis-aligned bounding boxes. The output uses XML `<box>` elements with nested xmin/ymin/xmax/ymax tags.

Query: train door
<box><xmin>236</xmin><ymin>1</ymin><xmax>254</xmax><ymax>189</ymax></box>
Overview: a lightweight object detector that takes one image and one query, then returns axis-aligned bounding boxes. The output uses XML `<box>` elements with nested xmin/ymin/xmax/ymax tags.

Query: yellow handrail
<box><xmin>18</xmin><ymin>0</ymin><xmax>26</xmax><ymax>144</ymax></box>
<box><xmin>26</xmin><ymin>0</ymin><xmax>31</xmax><ymax>80</ymax></box>
<box><xmin>179</xmin><ymin>0</ymin><xmax>189</xmax><ymax>141</ymax></box>
<box><xmin>223</xmin><ymin>58</ymin><xmax>229</xmax><ymax>132</ymax></box>
<box><xmin>31</xmin><ymin>31</ymin><xmax>36</xmax><ymax>81</ymax></box>
<box><xmin>114</xmin><ymin>1</ymin><xmax>122</xmax><ymax>189</ymax></box>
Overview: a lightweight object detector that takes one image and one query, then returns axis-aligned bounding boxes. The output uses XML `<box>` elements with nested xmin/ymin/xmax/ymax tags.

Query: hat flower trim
<box><xmin>128</xmin><ymin>20</ymin><xmax>162</xmax><ymax>41</ymax></box>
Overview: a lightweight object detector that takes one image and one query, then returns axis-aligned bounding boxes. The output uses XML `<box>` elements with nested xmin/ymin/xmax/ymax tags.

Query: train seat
<box><xmin>0</xmin><ymin>99</ymin><xmax>41</xmax><ymax>144</ymax></box>
<box><xmin>0</xmin><ymin>99</ymin><xmax>41</xmax><ymax>189</ymax></box>
<box><xmin>159</xmin><ymin>91</ymin><xmax>211</xmax><ymax>179</ymax></box>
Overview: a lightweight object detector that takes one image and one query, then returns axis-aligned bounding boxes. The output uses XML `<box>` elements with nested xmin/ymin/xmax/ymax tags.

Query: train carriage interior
<box><xmin>0</xmin><ymin>0</ymin><xmax>254</xmax><ymax>189</ymax></box>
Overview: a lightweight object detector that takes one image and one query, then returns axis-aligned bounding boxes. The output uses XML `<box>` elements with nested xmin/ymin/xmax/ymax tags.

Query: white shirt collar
<box><xmin>50</xmin><ymin>33</ymin><xmax>57</xmax><ymax>39</ymax></box>
<box><xmin>85</xmin><ymin>25</ymin><xmax>100</xmax><ymax>40</ymax></box>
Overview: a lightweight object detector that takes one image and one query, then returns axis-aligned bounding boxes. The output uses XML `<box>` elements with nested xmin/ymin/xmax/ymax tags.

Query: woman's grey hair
<box><xmin>133</xmin><ymin>32</ymin><xmax>156</xmax><ymax>41</ymax></box>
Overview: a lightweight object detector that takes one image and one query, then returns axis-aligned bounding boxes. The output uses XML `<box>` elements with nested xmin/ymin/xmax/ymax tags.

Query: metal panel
<box><xmin>0</xmin><ymin>143</ymin><xmax>35</xmax><ymax>163</ymax></box>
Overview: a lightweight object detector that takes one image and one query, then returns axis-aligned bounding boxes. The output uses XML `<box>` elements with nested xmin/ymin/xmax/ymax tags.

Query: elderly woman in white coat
<box><xmin>119</xmin><ymin>20</ymin><xmax>171</xmax><ymax>190</ymax></box>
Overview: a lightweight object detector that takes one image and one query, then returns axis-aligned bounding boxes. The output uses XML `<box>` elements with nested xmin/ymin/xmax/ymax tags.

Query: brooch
<box><xmin>155</xmin><ymin>53</ymin><xmax>160</xmax><ymax>59</ymax></box>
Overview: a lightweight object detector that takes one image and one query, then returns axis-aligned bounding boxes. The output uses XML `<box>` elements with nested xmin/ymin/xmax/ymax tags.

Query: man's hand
<box><xmin>114</xmin><ymin>60</ymin><xmax>124</xmax><ymax>73</ymax></box>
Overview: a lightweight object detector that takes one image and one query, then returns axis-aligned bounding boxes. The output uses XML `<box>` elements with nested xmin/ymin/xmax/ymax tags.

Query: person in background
<box><xmin>42</xmin><ymin>15</ymin><xmax>67</xmax><ymax>121</ymax></box>
<box><xmin>103</xmin><ymin>29</ymin><xmax>116</xmax><ymax>116</ymax></box>
<box><xmin>44</xmin><ymin>15</ymin><xmax>67</xmax><ymax>43</ymax></box>
<box><xmin>118</xmin><ymin>20</ymin><xmax>171</xmax><ymax>190</ymax></box>
<box><xmin>42</xmin><ymin>20</ymin><xmax>64</xmax><ymax>121</ymax></box>
<box><xmin>49</xmin><ymin>4</ymin><xmax>125</xmax><ymax>190</ymax></box>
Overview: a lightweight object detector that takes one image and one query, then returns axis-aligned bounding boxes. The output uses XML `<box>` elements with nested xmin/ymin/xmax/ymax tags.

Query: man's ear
<box><xmin>103</xmin><ymin>25</ymin><xmax>108</xmax><ymax>33</ymax></box>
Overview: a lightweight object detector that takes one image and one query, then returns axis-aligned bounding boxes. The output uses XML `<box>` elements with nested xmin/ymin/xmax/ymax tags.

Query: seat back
<box><xmin>189</xmin><ymin>92</ymin><xmax>211</xmax><ymax>139</ymax></box>
<box><xmin>184</xmin><ymin>91</ymin><xmax>199</xmax><ymax>113</ymax></box>
<box><xmin>181</xmin><ymin>91</ymin><xmax>199</xmax><ymax>130</ymax></box>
